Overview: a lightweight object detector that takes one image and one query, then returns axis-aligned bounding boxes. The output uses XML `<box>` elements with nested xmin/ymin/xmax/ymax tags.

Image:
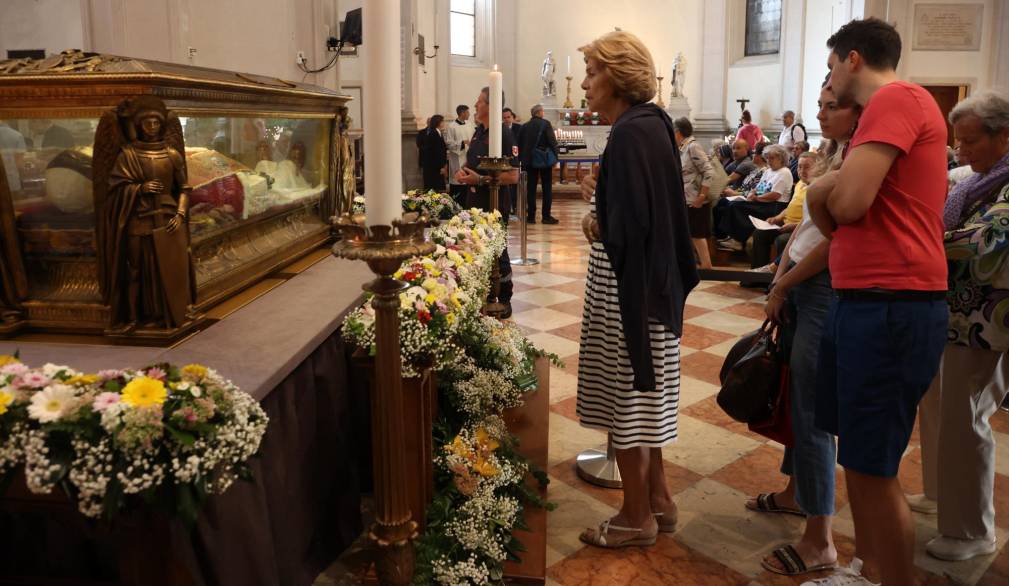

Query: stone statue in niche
<box><xmin>671</xmin><ymin>52</ymin><xmax>686</xmax><ymax>98</ymax></box>
<box><xmin>93</xmin><ymin>95</ymin><xmax>196</xmax><ymax>335</ymax></box>
<box><xmin>541</xmin><ymin>51</ymin><xmax>557</xmax><ymax>97</ymax></box>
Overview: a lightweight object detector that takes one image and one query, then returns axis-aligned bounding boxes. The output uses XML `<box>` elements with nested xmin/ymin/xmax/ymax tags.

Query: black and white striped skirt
<box><xmin>576</xmin><ymin>242</ymin><xmax>681</xmax><ymax>449</ymax></box>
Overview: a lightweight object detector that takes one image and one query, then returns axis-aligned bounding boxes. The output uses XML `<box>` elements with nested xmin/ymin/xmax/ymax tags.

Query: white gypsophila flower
<box><xmin>27</xmin><ymin>383</ymin><xmax>78</xmax><ymax>423</ymax></box>
<box><xmin>432</xmin><ymin>554</ymin><xmax>490</xmax><ymax>585</ymax></box>
<box><xmin>451</xmin><ymin>367</ymin><xmax>523</xmax><ymax>421</ymax></box>
<box><xmin>41</xmin><ymin>363</ymin><xmax>76</xmax><ymax>378</ymax></box>
<box><xmin>23</xmin><ymin>429</ymin><xmax>58</xmax><ymax>494</ymax></box>
<box><xmin>0</xmin><ymin>422</ymin><xmax>28</xmax><ymax>475</ymax></box>
<box><xmin>68</xmin><ymin>437</ymin><xmax>114</xmax><ymax>517</ymax></box>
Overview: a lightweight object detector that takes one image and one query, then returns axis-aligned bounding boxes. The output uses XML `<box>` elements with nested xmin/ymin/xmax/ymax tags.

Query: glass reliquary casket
<box><xmin>0</xmin><ymin>51</ymin><xmax>354</xmax><ymax>339</ymax></box>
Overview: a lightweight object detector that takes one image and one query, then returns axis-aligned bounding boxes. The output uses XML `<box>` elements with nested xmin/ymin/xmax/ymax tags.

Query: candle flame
<box><xmin>493</xmin><ymin>64</ymin><xmax>499</xmax><ymax>71</ymax></box>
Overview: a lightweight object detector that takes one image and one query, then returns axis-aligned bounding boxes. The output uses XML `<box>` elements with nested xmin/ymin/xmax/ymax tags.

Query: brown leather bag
<box><xmin>717</xmin><ymin>320</ymin><xmax>784</xmax><ymax>423</ymax></box>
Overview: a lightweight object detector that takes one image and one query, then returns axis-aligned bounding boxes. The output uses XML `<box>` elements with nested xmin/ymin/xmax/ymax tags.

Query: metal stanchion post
<box><xmin>576</xmin><ymin>432</ymin><xmax>623</xmax><ymax>488</ymax></box>
<box><xmin>511</xmin><ymin>166</ymin><xmax>539</xmax><ymax>266</ymax></box>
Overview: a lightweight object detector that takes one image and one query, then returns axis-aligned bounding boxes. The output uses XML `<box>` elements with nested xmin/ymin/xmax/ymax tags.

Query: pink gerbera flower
<box><xmin>145</xmin><ymin>367</ymin><xmax>167</xmax><ymax>381</ymax></box>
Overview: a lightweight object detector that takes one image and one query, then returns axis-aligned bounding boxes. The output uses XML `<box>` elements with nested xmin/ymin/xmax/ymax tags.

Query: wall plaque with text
<box><xmin>912</xmin><ymin>3</ymin><xmax>983</xmax><ymax>51</ymax></box>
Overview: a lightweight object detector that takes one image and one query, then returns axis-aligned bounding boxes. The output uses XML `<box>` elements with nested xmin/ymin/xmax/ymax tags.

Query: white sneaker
<box><xmin>906</xmin><ymin>493</ymin><xmax>937</xmax><ymax>514</ymax></box>
<box><xmin>800</xmin><ymin>558</ymin><xmax>879</xmax><ymax>586</ymax></box>
<box><xmin>717</xmin><ymin>239</ymin><xmax>744</xmax><ymax>252</ymax></box>
<box><xmin>926</xmin><ymin>535</ymin><xmax>997</xmax><ymax>561</ymax></box>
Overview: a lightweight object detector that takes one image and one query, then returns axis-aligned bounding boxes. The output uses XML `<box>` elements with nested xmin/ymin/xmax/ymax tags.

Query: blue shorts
<box><xmin>815</xmin><ymin>297</ymin><xmax>947</xmax><ymax>477</ymax></box>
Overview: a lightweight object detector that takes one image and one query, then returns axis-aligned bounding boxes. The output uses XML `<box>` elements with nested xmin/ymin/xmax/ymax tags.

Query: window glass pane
<box><xmin>450</xmin><ymin>0</ymin><xmax>475</xmax><ymax>16</ymax></box>
<box><xmin>450</xmin><ymin>13</ymin><xmax>475</xmax><ymax>57</ymax></box>
<box><xmin>745</xmin><ymin>0</ymin><xmax>781</xmax><ymax>56</ymax></box>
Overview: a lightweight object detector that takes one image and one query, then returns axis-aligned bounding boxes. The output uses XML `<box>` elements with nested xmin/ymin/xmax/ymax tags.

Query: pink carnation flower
<box><xmin>97</xmin><ymin>369</ymin><xmax>124</xmax><ymax>381</ymax></box>
<box><xmin>20</xmin><ymin>371</ymin><xmax>51</xmax><ymax>389</ymax></box>
<box><xmin>0</xmin><ymin>363</ymin><xmax>29</xmax><ymax>377</ymax></box>
<box><xmin>92</xmin><ymin>392</ymin><xmax>121</xmax><ymax>412</ymax></box>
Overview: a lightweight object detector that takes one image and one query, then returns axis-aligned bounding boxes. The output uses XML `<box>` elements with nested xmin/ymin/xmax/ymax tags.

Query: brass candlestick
<box><xmin>331</xmin><ymin>211</ymin><xmax>436</xmax><ymax>585</ymax></box>
<box><xmin>477</xmin><ymin>156</ymin><xmax>513</xmax><ymax>319</ymax></box>
<box><xmin>563</xmin><ymin>75</ymin><xmax>574</xmax><ymax>109</ymax></box>
<box><xmin>656</xmin><ymin>76</ymin><xmax>666</xmax><ymax>108</ymax></box>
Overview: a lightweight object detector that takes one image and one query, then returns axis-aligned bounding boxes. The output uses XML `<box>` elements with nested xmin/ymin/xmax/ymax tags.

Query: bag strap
<box><xmin>534</xmin><ymin>122</ymin><xmax>546</xmax><ymax>148</ymax></box>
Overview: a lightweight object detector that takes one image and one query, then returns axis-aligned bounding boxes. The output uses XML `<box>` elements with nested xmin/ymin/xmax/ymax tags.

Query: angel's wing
<box><xmin>92</xmin><ymin>110</ymin><xmax>125</xmax><ymax>301</ymax></box>
<box><xmin>164</xmin><ymin>112</ymin><xmax>187</xmax><ymax>177</ymax></box>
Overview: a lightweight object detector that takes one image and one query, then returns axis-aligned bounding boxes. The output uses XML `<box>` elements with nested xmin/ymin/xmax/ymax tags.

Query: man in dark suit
<box><xmin>503</xmin><ymin>108</ymin><xmax>523</xmax><ymax>216</ymax></box>
<box><xmin>517</xmin><ymin>104</ymin><xmax>559</xmax><ymax>224</ymax></box>
<box><xmin>417</xmin><ymin>114</ymin><xmax>448</xmax><ymax>191</ymax></box>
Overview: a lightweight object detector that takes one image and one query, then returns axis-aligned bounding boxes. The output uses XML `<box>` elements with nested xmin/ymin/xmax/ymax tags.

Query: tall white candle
<box><xmin>362</xmin><ymin>0</ymin><xmax>401</xmax><ymax>227</ymax></box>
<box><xmin>489</xmin><ymin>65</ymin><xmax>502</xmax><ymax>158</ymax></box>
<box><xmin>567</xmin><ymin>55</ymin><xmax>571</xmax><ymax>75</ymax></box>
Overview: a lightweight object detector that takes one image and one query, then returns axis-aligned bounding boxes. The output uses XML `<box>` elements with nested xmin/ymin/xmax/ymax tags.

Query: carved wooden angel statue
<box><xmin>93</xmin><ymin>95</ymin><xmax>196</xmax><ymax>334</ymax></box>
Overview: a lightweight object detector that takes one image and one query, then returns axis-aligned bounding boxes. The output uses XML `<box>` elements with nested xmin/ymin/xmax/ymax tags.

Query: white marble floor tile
<box><xmin>512</xmin><ymin>288</ymin><xmax>579</xmax><ymax>307</ymax></box>
<box><xmin>513</xmin><ymin>272</ymin><xmax>578</xmax><ymax>287</ymax></box>
<box><xmin>662</xmin><ymin>415</ymin><xmax>763</xmax><ymax>476</ymax></box>
<box><xmin>512</xmin><ymin>307</ymin><xmax>582</xmax><ymax>331</ymax></box>
<box><xmin>525</xmin><ymin>332</ymin><xmax>582</xmax><ymax>363</ymax></box>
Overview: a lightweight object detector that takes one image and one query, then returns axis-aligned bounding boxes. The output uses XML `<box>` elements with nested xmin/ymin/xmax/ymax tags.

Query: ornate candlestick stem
<box><xmin>563</xmin><ymin>75</ymin><xmax>574</xmax><ymax>109</ymax></box>
<box><xmin>331</xmin><ymin>213</ymin><xmax>436</xmax><ymax>585</ymax></box>
<box><xmin>477</xmin><ymin>156</ymin><xmax>513</xmax><ymax>318</ymax></box>
<box><xmin>656</xmin><ymin>76</ymin><xmax>666</xmax><ymax>108</ymax></box>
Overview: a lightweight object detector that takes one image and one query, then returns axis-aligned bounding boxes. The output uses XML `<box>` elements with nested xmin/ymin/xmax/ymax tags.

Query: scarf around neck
<box><xmin>944</xmin><ymin>150</ymin><xmax>1009</xmax><ymax>230</ymax></box>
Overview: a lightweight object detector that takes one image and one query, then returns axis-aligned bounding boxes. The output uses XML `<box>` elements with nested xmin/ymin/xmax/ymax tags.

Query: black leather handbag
<box><xmin>717</xmin><ymin>320</ymin><xmax>785</xmax><ymax>423</ymax></box>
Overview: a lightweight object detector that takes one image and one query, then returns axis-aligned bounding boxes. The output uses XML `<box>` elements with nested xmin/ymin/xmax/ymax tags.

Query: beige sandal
<box><xmin>579</xmin><ymin>519</ymin><xmax>657</xmax><ymax>549</ymax></box>
<box><xmin>653</xmin><ymin>510</ymin><xmax>678</xmax><ymax>533</ymax></box>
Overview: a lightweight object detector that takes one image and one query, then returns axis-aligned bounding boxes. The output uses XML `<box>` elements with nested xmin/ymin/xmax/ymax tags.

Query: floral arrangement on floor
<box><xmin>343</xmin><ymin>208</ymin><xmax>508</xmax><ymax>377</ymax></box>
<box><xmin>339</xmin><ymin>204</ymin><xmax>558</xmax><ymax>584</ymax></box>
<box><xmin>0</xmin><ymin>354</ymin><xmax>268</xmax><ymax>525</ymax></box>
<box><xmin>351</xmin><ymin>189</ymin><xmax>460</xmax><ymax>220</ymax></box>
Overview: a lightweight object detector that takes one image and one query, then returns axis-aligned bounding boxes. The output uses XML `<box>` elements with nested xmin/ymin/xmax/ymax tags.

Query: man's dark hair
<box><xmin>673</xmin><ymin>117</ymin><xmax>693</xmax><ymax>138</ymax></box>
<box><xmin>827</xmin><ymin>17</ymin><xmax>901</xmax><ymax>71</ymax></box>
<box><xmin>502</xmin><ymin>107</ymin><xmax>515</xmax><ymax>117</ymax></box>
<box><xmin>480</xmin><ymin>86</ymin><xmax>506</xmax><ymax>108</ymax></box>
<box><xmin>427</xmin><ymin>114</ymin><xmax>445</xmax><ymax>130</ymax></box>
<box><xmin>456</xmin><ymin>104</ymin><xmax>469</xmax><ymax>116</ymax></box>
<box><xmin>741</xmin><ymin>109</ymin><xmax>752</xmax><ymax>123</ymax></box>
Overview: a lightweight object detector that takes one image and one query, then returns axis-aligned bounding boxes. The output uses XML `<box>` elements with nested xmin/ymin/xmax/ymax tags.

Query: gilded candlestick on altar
<box><xmin>563</xmin><ymin>75</ymin><xmax>574</xmax><ymax>109</ymax></box>
<box><xmin>331</xmin><ymin>212</ymin><xmax>436</xmax><ymax>586</ymax></box>
<box><xmin>477</xmin><ymin>156</ymin><xmax>512</xmax><ymax>318</ymax></box>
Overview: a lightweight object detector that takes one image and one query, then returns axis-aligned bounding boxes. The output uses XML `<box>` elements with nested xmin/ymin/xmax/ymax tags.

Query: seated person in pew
<box><xmin>750</xmin><ymin>151</ymin><xmax>823</xmax><ymax>271</ymax></box>
<box><xmin>715</xmin><ymin>144</ymin><xmax>794</xmax><ymax>252</ymax></box>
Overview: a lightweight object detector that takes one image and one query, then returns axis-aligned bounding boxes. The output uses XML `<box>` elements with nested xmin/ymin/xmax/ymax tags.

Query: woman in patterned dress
<box><xmin>575</xmin><ymin>30</ymin><xmax>699</xmax><ymax>549</ymax></box>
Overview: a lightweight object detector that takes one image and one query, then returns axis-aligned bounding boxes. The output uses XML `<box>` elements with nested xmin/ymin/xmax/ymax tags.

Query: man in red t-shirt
<box><xmin>807</xmin><ymin>18</ymin><xmax>949</xmax><ymax>586</ymax></box>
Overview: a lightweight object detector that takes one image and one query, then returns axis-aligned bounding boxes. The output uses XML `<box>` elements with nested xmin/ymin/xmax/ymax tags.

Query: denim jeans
<box><xmin>779</xmin><ymin>270</ymin><xmax>837</xmax><ymax>516</ymax></box>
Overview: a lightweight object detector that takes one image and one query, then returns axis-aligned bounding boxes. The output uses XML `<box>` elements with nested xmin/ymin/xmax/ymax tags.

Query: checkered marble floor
<box><xmin>508</xmin><ymin>199</ymin><xmax>1009</xmax><ymax>586</ymax></box>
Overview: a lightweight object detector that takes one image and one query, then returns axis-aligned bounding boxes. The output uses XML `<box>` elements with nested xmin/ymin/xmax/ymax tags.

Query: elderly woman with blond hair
<box><xmin>575</xmin><ymin>30</ymin><xmax>698</xmax><ymax>548</ymax></box>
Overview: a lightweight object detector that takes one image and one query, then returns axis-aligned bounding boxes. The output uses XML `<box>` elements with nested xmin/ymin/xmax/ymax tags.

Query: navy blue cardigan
<box><xmin>595</xmin><ymin>103</ymin><xmax>699</xmax><ymax>391</ymax></box>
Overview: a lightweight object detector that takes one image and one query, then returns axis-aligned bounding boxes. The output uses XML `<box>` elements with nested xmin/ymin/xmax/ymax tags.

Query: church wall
<box><xmin>887</xmin><ymin>0</ymin><xmax>1001</xmax><ymax>96</ymax></box>
<box><xmin>0</xmin><ymin>0</ymin><xmax>86</xmax><ymax>60</ymax></box>
<box><xmin>508</xmin><ymin>0</ymin><xmax>705</xmax><ymax>123</ymax></box>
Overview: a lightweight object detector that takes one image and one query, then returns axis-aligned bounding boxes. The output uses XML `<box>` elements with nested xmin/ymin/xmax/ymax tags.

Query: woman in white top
<box><xmin>744</xmin><ymin>83</ymin><xmax>862</xmax><ymax>578</ymax></box>
<box><xmin>716</xmin><ymin>144</ymin><xmax>793</xmax><ymax>252</ymax></box>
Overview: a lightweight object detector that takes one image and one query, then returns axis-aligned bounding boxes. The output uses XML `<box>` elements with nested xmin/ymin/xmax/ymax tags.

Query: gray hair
<box><xmin>949</xmin><ymin>90</ymin><xmax>1009</xmax><ymax>135</ymax></box>
<box><xmin>763</xmin><ymin>144</ymin><xmax>791</xmax><ymax>165</ymax></box>
<box><xmin>782</xmin><ymin>110</ymin><xmax>795</xmax><ymax>118</ymax></box>
<box><xmin>530</xmin><ymin>104</ymin><xmax>544</xmax><ymax>117</ymax></box>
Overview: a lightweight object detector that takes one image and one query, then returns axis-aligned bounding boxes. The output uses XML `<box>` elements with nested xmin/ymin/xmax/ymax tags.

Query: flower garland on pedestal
<box><xmin>342</xmin><ymin>208</ymin><xmax>558</xmax><ymax>585</ymax></box>
<box><xmin>352</xmin><ymin>189</ymin><xmax>461</xmax><ymax>220</ymax></box>
<box><xmin>0</xmin><ymin>355</ymin><xmax>268</xmax><ymax>525</ymax></box>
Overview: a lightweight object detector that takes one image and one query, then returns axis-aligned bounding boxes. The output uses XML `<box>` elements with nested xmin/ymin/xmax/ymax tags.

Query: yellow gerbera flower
<box><xmin>0</xmin><ymin>355</ymin><xmax>19</xmax><ymax>368</ymax></box>
<box><xmin>65</xmin><ymin>374</ymin><xmax>99</xmax><ymax>386</ymax></box>
<box><xmin>0</xmin><ymin>390</ymin><xmax>14</xmax><ymax>415</ymax></box>
<box><xmin>120</xmin><ymin>377</ymin><xmax>167</xmax><ymax>407</ymax></box>
<box><xmin>181</xmin><ymin>364</ymin><xmax>209</xmax><ymax>381</ymax></box>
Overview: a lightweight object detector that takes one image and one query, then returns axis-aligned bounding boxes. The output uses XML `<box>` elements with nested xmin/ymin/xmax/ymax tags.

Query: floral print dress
<box><xmin>945</xmin><ymin>181</ymin><xmax>1009</xmax><ymax>351</ymax></box>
